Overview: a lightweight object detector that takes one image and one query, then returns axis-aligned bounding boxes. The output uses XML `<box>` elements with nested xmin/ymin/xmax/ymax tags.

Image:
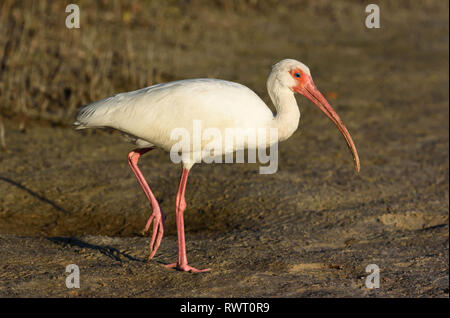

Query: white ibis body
<box><xmin>74</xmin><ymin>59</ymin><xmax>360</xmax><ymax>272</ymax></box>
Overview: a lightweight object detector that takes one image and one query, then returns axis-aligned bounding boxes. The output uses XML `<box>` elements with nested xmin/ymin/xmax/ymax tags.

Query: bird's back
<box><xmin>74</xmin><ymin>79</ymin><xmax>274</xmax><ymax>150</ymax></box>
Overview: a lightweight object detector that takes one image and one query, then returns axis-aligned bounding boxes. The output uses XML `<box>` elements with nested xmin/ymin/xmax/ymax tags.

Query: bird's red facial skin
<box><xmin>290</xmin><ymin>68</ymin><xmax>308</xmax><ymax>90</ymax></box>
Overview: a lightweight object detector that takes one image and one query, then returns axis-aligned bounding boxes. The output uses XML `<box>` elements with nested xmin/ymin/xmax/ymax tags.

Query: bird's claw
<box><xmin>164</xmin><ymin>263</ymin><xmax>211</xmax><ymax>273</ymax></box>
<box><xmin>143</xmin><ymin>208</ymin><xmax>166</xmax><ymax>260</ymax></box>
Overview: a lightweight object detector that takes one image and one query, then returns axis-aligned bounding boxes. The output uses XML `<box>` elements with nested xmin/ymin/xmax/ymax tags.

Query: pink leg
<box><xmin>128</xmin><ymin>148</ymin><xmax>165</xmax><ymax>260</ymax></box>
<box><xmin>164</xmin><ymin>168</ymin><xmax>211</xmax><ymax>272</ymax></box>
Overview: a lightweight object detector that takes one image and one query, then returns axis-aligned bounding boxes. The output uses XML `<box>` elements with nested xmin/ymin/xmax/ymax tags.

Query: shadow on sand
<box><xmin>46</xmin><ymin>237</ymin><xmax>143</xmax><ymax>263</ymax></box>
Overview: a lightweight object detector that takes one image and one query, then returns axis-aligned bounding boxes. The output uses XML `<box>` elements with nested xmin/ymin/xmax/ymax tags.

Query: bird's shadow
<box><xmin>47</xmin><ymin>237</ymin><xmax>144</xmax><ymax>263</ymax></box>
<box><xmin>0</xmin><ymin>175</ymin><xmax>71</xmax><ymax>215</ymax></box>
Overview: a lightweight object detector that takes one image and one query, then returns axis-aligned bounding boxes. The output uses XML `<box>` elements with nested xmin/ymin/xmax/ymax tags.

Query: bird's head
<box><xmin>269</xmin><ymin>59</ymin><xmax>360</xmax><ymax>173</ymax></box>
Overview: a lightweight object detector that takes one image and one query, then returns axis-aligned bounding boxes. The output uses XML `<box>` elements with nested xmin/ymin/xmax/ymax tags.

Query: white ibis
<box><xmin>74</xmin><ymin>59</ymin><xmax>360</xmax><ymax>272</ymax></box>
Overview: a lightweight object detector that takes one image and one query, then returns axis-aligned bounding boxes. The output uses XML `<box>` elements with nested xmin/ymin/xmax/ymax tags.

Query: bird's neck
<box><xmin>267</xmin><ymin>80</ymin><xmax>300</xmax><ymax>142</ymax></box>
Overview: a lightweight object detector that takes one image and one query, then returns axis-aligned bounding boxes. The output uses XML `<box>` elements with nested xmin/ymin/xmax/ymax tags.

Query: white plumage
<box><xmin>75</xmin><ymin>79</ymin><xmax>274</xmax><ymax>152</ymax></box>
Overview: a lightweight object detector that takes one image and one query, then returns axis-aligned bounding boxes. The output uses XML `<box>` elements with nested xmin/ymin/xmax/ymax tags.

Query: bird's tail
<box><xmin>72</xmin><ymin>120</ymin><xmax>87</xmax><ymax>130</ymax></box>
<box><xmin>73</xmin><ymin>97</ymin><xmax>114</xmax><ymax>130</ymax></box>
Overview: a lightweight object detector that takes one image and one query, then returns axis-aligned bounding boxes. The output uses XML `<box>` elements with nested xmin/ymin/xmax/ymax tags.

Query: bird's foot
<box><xmin>142</xmin><ymin>208</ymin><xmax>166</xmax><ymax>260</ymax></box>
<box><xmin>164</xmin><ymin>262</ymin><xmax>211</xmax><ymax>273</ymax></box>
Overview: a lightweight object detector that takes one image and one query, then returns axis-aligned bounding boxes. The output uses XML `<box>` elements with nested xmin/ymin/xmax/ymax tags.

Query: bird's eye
<box><xmin>294</xmin><ymin>72</ymin><xmax>301</xmax><ymax>78</ymax></box>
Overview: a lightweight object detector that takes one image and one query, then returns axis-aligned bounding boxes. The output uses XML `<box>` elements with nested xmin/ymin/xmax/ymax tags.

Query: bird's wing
<box><xmin>74</xmin><ymin>85</ymin><xmax>156</xmax><ymax>129</ymax></box>
<box><xmin>74</xmin><ymin>79</ymin><xmax>274</xmax><ymax>148</ymax></box>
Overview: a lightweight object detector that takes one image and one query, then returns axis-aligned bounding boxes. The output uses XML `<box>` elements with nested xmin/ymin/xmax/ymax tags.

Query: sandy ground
<box><xmin>0</xmin><ymin>2</ymin><xmax>448</xmax><ymax>297</ymax></box>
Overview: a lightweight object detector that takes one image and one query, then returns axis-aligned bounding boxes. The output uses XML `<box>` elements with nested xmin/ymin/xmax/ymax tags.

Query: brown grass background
<box><xmin>0</xmin><ymin>0</ymin><xmax>446</xmax><ymax>125</ymax></box>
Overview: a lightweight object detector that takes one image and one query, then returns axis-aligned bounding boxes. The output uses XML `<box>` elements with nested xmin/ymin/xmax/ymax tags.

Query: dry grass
<box><xmin>0</xmin><ymin>0</ymin><xmax>277</xmax><ymax>126</ymax></box>
<box><xmin>0</xmin><ymin>0</ymin><xmax>446</xmax><ymax>127</ymax></box>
